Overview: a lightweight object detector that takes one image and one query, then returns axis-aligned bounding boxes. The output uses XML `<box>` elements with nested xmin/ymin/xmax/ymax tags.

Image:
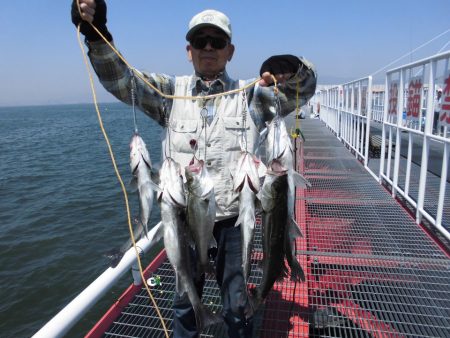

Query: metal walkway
<box><xmin>95</xmin><ymin>117</ymin><xmax>450</xmax><ymax>338</ymax></box>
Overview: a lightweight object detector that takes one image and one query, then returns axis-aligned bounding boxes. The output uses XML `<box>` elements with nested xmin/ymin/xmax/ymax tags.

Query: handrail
<box><xmin>32</xmin><ymin>222</ymin><xmax>162</xmax><ymax>338</ymax></box>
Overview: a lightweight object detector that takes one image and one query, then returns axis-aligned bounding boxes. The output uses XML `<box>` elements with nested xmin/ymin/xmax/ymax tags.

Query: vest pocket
<box><xmin>169</xmin><ymin>119</ymin><xmax>198</xmax><ymax>153</ymax></box>
<box><xmin>223</xmin><ymin>117</ymin><xmax>250</xmax><ymax>151</ymax></box>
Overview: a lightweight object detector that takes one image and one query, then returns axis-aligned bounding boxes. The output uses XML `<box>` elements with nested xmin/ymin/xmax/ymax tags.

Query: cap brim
<box><xmin>186</xmin><ymin>23</ymin><xmax>230</xmax><ymax>41</ymax></box>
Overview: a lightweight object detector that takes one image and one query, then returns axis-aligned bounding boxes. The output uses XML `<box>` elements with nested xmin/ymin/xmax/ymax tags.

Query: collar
<box><xmin>189</xmin><ymin>71</ymin><xmax>231</xmax><ymax>95</ymax></box>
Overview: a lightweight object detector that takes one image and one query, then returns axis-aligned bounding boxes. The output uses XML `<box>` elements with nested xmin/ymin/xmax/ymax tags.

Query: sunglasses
<box><xmin>190</xmin><ymin>36</ymin><xmax>229</xmax><ymax>50</ymax></box>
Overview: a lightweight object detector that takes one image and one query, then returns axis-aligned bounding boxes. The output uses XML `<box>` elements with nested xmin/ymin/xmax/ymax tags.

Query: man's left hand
<box><xmin>259</xmin><ymin>54</ymin><xmax>301</xmax><ymax>87</ymax></box>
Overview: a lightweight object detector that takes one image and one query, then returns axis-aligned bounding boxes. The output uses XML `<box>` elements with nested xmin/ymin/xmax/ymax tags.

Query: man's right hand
<box><xmin>71</xmin><ymin>0</ymin><xmax>112</xmax><ymax>42</ymax></box>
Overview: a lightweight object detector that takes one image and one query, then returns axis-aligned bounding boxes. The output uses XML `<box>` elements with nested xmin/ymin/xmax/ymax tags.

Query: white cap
<box><xmin>437</xmin><ymin>87</ymin><xmax>442</xmax><ymax>92</ymax></box>
<box><xmin>186</xmin><ymin>9</ymin><xmax>232</xmax><ymax>41</ymax></box>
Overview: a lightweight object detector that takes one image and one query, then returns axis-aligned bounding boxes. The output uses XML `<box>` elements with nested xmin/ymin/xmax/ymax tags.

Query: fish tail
<box><xmin>194</xmin><ymin>304</ymin><xmax>223</xmax><ymax>330</ymax></box>
<box><xmin>248</xmin><ymin>288</ymin><xmax>262</xmax><ymax>312</ymax></box>
<box><xmin>103</xmin><ymin>248</ymin><xmax>125</xmax><ymax>268</ymax></box>
<box><xmin>198</xmin><ymin>261</ymin><xmax>215</xmax><ymax>275</ymax></box>
<box><xmin>289</xmin><ymin>261</ymin><xmax>306</xmax><ymax>282</ymax></box>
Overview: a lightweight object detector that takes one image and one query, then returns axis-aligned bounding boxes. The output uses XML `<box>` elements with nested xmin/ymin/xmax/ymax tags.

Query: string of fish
<box><xmin>75</xmin><ymin>2</ymin><xmax>279</xmax><ymax>335</ymax></box>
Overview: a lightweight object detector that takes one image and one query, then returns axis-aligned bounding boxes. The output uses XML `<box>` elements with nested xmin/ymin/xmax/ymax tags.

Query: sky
<box><xmin>0</xmin><ymin>0</ymin><xmax>449</xmax><ymax>107</ymax></box>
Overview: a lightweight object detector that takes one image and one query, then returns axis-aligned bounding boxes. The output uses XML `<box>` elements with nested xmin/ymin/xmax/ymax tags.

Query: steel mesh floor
<box><xmin>300</xmin><ymin>118</ymin><xmax>450</xmax><ymax>338</ymax></box>
<box><xmin>101</xmin><ymin>118</ymin><xmax>450</xmax><ymax>338</ymax></box>
<box><xmin>368</xmin><ymin>156</ymin><xmax>450</xmax><ymax>231</ymax></box>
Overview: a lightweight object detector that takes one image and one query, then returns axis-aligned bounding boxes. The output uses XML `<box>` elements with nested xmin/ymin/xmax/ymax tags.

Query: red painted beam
<box><xmin>85</xmin><ymin>250</ymin><xmax>167</xmax><ymax>338</ymax></box>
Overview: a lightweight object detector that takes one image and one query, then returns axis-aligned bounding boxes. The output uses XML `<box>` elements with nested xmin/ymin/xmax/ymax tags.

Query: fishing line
<box><xmin>75</xmin><ymin>18</ymin><xmax>170</xmax><ymax>338</ymax></box>
<box><xmin>130</xmin><ymin>69</ymin><xmax>139</xmax><ymax>133</ymax></box>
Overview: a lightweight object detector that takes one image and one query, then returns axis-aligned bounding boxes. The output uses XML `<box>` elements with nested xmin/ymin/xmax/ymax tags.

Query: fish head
<box><xmin>129</xmin><ymin>133</ymin><xmax>152</xmax><ymax>172</ymax></box>
<box><xmin>185</xmin><ymin>157</ymin><xmax>203</xmax><ymax>187</ymax></box>
<box><xmin>266</xmin><ymin>116</ymin><xmax>292</xmax><ymax>163</ymax></box>
<box><xmin>233</xmin><ymin>152</ymin><xmax>262</xmax><ymax>194</ymax></box>
<box><xmin>159</xmin><ymin>158</ymin><xmax>186</xmax><ymax>207</ymax></box>
<box><xmin>185</xmin><ymin>157</ymin><xmax>214</xmax><ymax>197</ymax></box>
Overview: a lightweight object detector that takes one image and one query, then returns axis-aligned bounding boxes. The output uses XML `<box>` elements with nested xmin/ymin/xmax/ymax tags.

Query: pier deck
<box><xmin>88</xmin><ymin>117</ymin><xmax>450</xmax><ymax>338</ymax></box>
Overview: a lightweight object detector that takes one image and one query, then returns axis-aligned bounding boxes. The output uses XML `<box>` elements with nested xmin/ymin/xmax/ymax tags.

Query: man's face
<box><xmin>186</xmin><ymin>27</ymin><xmax>235</xmax><ymax>79</ymax></box>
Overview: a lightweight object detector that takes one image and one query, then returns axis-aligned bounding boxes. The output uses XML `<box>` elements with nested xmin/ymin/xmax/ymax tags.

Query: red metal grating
<box><xmin>89</xmin><ymin>117</ymin><xmax>450</xmax><ymax>338</ymax></box>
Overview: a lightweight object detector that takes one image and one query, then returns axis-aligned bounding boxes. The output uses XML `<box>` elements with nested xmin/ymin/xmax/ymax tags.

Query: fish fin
<box><xmin>132</xmin><ymin>216</ymin><xmax>146</xmax><ymax>240</ymax></box>
<box><xmin>256</xmin><ymin>157</ymin><xmax>267</xmax><ymax>179</ymax></box>
<box><xmin>148</xmin><ymin>221</ymin><xmax>164</xmax><ymax>246</ymax></box>
<box><xmin>291</xmin><ymin>170</ymin><xmax>311</xmax><ymax>188</ymax></box>
<box><xmin>103</xmin><ymin>249</ymin><xmax>124</xmax><ymax>268</ymax></box>
<box><xmin>209</xmin><ymin>236</ymin><xmax>217</xmax><ymax>249</ymax></box>
<box><xmin>199</xmin><ymin>261</ymin><xmax>215</xmax><ymax>275</ymax></box>
<box><xmin>169</xmin><ymin>191</ymin><xmax>186</xmax><ymax>208</ymax></box>
<box><xmin>289</xmin><ymin>263</ymin><xmax>306</xmax><ymax>282</ymax></box>
<box><xmin>148</xmin><ymin>180</ymin><xmax>162</xmax><ymax>192</ymax></box>
<box><xmin>290</xmin><ymin>218</ymin><xmax>304</xmax><ymax>238</ymax></box>
<box><xmin>232</xmin><ymin>160</ymin><xmax>247</xmax><ymax>191</ymax></box>
<box><xmin>194</xmin><ymin>304</ymin><xmax>223</xmax><ymax>331</ymax></box>
<box><xmin>129</xmin><ymin>177</ymin><xmax>138</xmax><ymax>192</ymax></box>
<box><xmin>234</xmin><ymin>212</ymin><xmax>245</xmax><ymax>228</ymax></box>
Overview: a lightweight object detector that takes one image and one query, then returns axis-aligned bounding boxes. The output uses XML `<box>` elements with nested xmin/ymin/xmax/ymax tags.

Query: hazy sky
<box><xmin>1</xmin><ymin>0</ymin><xmax>449</xmax><ymax>107</ymax></box>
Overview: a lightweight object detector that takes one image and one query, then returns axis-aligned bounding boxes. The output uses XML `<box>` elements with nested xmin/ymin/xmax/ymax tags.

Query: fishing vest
<box><xmin>162</xmin><ymin>75</ymin><xmax>259</xmax><ymax>220</ymax></box>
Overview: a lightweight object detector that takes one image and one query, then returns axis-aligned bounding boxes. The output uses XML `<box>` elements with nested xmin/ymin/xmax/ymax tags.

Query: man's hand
<box><xmin>71</xmin><ymin>0</ymin><xmax>112</xmax><ymax>42</ymax></box>
<box><xmin>74</xmin><ymin>0</ymin><xmax>97</xmax><ymax>23</ymax></box>
<box><xmin>259</xmin><ymin>55</ymin><xmax>301</xmax><ymax>87</ymax></box>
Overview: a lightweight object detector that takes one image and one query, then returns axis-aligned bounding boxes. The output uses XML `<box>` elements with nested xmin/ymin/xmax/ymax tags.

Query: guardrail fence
<box><xmin>312</xmin><ymin>50</ymin><xmax>450</xmax><ymax>241</ymax></box>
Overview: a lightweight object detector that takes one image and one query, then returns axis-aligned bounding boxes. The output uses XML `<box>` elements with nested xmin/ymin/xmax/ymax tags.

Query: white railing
<box><xmin>32</xmin><ymin>223</ymin><xmax>162</xmax><ymax>338</ymax></box>
<box><xmin>315</xmin><ymin>50</ymin><xmax>450</xmax><ymax>240</ymax></box>
<box><xmin>341</xmin><ymin>77</ymin><xmax>373</xmax><ymax>166</ymax></box>
<box><xmin>382</xmin><ymin>51</ymin><xmax>450</xmax><ymax>238</ymax></box>
<box><xmin>34</xmin><ymin>51</ymin><xmax>450</xmax><ymax>338</ymax></box>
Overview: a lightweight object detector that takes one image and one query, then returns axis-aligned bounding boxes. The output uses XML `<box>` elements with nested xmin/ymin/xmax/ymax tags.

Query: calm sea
<box><xmin>0</xmin><ymin>103</ymin><xmax>163</xmax><ymax>338</ymax></box>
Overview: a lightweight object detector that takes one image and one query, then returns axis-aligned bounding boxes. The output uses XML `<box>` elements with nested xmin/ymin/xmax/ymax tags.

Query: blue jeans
<box><xmin>172</xmin><ymin>217</ymin><xmax>253</xmax><ymax>338</ymax></box>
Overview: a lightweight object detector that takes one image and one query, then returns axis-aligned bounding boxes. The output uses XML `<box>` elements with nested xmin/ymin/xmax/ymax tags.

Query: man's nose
<box><xmin>204</xmin><ymin>41</ymin><xmax>213</xmax><ymax>50</ymax></box>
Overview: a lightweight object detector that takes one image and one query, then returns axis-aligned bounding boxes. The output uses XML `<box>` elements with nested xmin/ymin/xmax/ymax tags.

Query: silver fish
<box><xmin>267</xmin><ymin>116</ymin><xmax>310</xmax><ymax>281</ymax></box>
<box><xmin>253</xmin><ymin>159</ymin><xmax>291</xmax><ymax>307</ymax></box>
<box><xmin>253</xmin><ymin>116</ymin><xmax>310</xmax><ymax>307</ymax></box>
<box><xmin>158</xmin><ymin>157</ymin><xmax>222</xmax><ymax>330</ymax></box>
<box><xmin>129</xmin><ymin>133</ymin><xmax>156</xmax><ymax>237</ymax></box>
<box><xmin>105</xmin><ymin>133</ymin><xmax>156</xmax><ymax>267</ymax></box>
<box><xmin>185</xmin><ymin>157</ymin><xmax>217</xmax><ymax>274</ymax></box>
<box><xmin>232</xmin><ymin>152</ymin><xmax>265</xmax><ymax>283</ymax></box>
<box><xmin>266</xmin><ymin>114</ymin><xmax>310</xmax><ymax>262</ymax></box>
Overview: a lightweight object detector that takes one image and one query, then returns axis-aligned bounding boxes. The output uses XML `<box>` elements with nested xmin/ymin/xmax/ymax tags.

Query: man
<box><xmin>72</xmin><ymin>1</ymin><xmax>316</xmax><ymax>337</ymax></box>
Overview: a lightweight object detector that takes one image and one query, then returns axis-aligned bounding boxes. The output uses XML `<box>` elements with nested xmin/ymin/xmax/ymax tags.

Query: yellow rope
<box><xmin>83</xmin><ymin>15</ymin><xmax>261</xmax><ymax>100</ymax></box>
<box><xmin>76</xmin><ymin>21</ymin><xmax>170</xmax><ymax>338</ymax></box>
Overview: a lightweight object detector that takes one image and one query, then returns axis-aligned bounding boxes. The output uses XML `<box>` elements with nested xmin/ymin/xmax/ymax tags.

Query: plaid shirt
<box><xmin>87</xmin><ymin>40</ymin><xmax>317</xmax><ymax>131</ymax></box>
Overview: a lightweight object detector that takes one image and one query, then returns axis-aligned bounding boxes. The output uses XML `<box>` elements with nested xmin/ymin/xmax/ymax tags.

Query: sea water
<box><xmin>0</xmin><ymin>102</ymin><xmax>162</xmax><ymax>338</ymax></box>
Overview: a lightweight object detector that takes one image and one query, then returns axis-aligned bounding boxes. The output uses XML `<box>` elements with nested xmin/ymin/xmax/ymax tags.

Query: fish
<box><xmin>185</xmin><ymin>157</ymin><xmax>217</xmax><ymax>274</ymax></box>
<box><xmin>267</xmin><ymin>115</ymin><xmax>310</xmax><ymax>282</ymax></box>
<box><xmin>105</xmin><ymin>133</ymin><xmax>157</xmax><ymax>267</ymax></box>
<box><xmin>129</xmin><ymin>133</ymin><xmax>157</xmax><ymax>237</ymax></box>
<box><xmin>252</xmin><ymin>116</ymin><xmax>310</xmax><ymax>307</ymax></box>
<box><xmin>266</xmin><ymin>115</ymin><xmax>310</xmax><ymax>271</ymax></box>
<box><xmin>232</xmin><ymin>151</ymin><xmax>265</xmax><ymax>283</ymax></box>
<box><xmin>158</xmin><ymin>157</ymin><xmax>222</xmax><ymax>330</ymax></box>
<box><xmin>253</xmin><ymin>159</ymin><xmax>290</xmax><ymax>306</ymax></box>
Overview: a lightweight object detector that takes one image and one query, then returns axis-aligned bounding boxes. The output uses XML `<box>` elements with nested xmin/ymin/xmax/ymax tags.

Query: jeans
<box><xmin>172</xmin><ymin>217</ymin><xmax>253</xmax><ymax>338</ymax></box>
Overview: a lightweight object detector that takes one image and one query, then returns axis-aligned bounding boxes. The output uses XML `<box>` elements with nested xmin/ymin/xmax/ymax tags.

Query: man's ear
<box><xmin>186</xmin><ymin>45</ymin><xmax>193</xmax><ymax>62</ymax></box>
<box><xmin>227</xmin><ymin>44</ymin><xmax>235</xmax><ymax>61</ymax></box>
